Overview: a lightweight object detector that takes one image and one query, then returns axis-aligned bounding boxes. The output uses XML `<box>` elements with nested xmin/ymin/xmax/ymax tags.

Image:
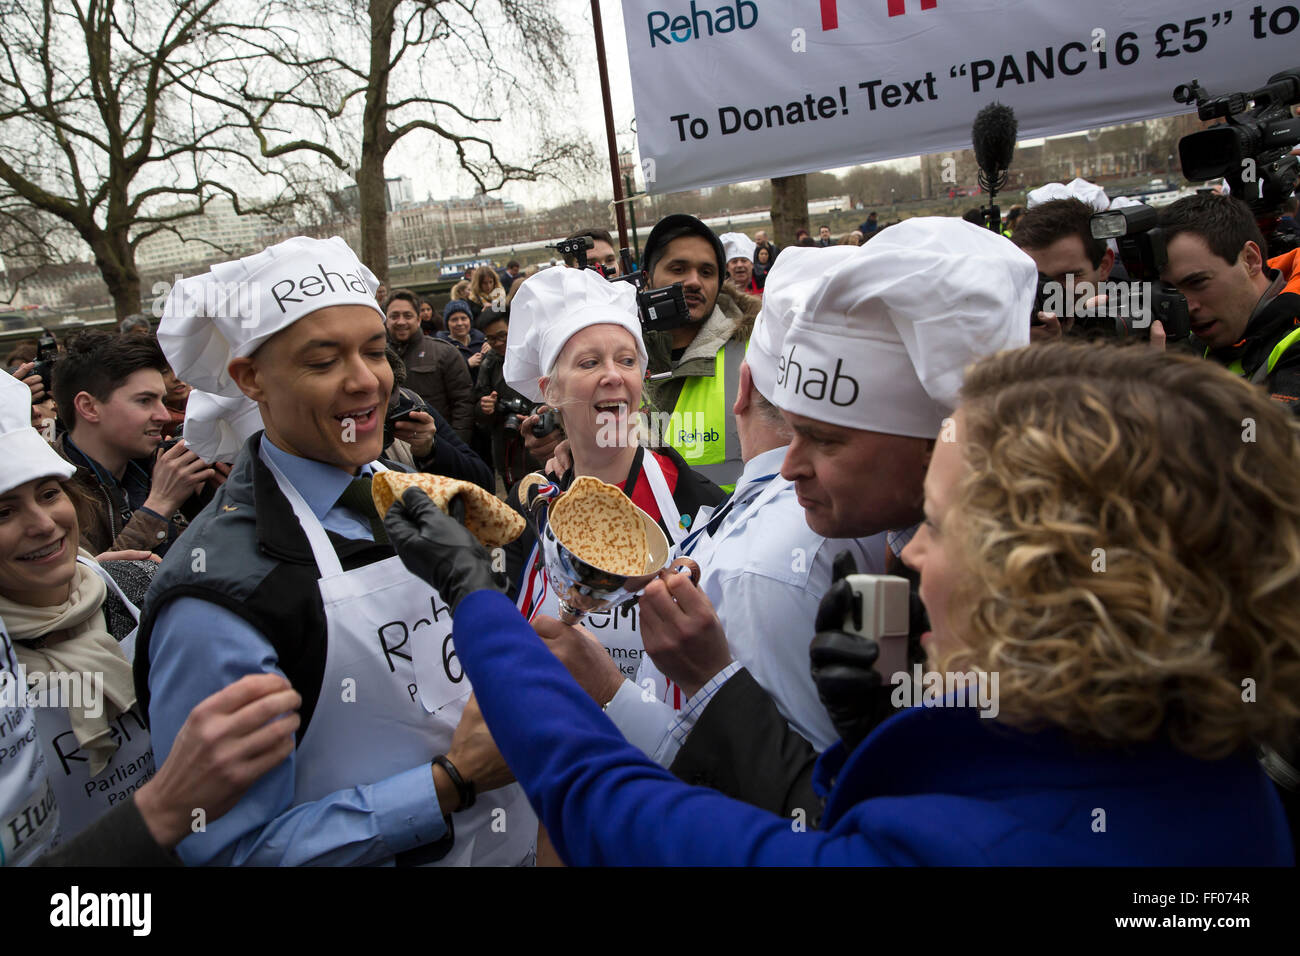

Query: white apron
<box><xmin>0</xmin><ymin>618</ymin><xmax>59</xmax><ymax>866</ymax></box>
<box><xmin>31</xmin><ymin>558</ymin><xmax>154</xmax><ymax>841</ymax></box>
<box><xmin>262</xmin><ymin>450</ymin><xmax>535</xmax><ymax>866</ymax></box>
<box><xmin>519</xmin><ymin>452</ymin><xmax>690</xmax><ymax>708</ymax></box>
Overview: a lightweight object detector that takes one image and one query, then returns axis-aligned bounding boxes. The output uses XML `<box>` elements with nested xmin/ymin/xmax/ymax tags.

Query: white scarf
<box><xmin>2</xmin><ymin>550</ymin><xmax>137</xmax><ymax>775</ymax></box>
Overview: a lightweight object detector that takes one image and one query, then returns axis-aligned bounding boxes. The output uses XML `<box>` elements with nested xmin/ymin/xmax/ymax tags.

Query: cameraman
<box><xmin>473</xmin><ymin>310</ymin><xmax>540</xmax><ymax>488</ymax></box>
<box><xmin>51</xmin><ymin>331</ymin><xmax>213</xmax><ymax>555</ymax></box>
<box><xmin>1160</xmin><ymin>193</ymin><xmax>1300</xmax><ymax>410</ymax></box>
<box><xmin>1011</xmin><ymin>199</ymin><xmax>1116</xmax><ymax>343</ymax></box>
<box><xmin>561</xmin><ymin>228</ymin><xmax>621</xmax><ymax>277</ymax></box>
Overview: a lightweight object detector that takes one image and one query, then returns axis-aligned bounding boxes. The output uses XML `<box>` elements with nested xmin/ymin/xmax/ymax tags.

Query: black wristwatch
<box><xmin>433</xmin><ymin>754</ymin><xmax>476</xmax><ymax>811</ymax></box>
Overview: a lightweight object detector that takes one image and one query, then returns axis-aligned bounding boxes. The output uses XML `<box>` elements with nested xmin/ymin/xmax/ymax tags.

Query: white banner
<box><xmin>619</xmin><ymin>0</ymin><xmax>1300</xmax><ymax>194</ymax></box>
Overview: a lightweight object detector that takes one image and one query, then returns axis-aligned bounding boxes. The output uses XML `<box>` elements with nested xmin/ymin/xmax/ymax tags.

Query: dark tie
<box><xmin>336</xmin><ymin>475</ymin><xmax>389</xmax><ymax>545</ymax></box>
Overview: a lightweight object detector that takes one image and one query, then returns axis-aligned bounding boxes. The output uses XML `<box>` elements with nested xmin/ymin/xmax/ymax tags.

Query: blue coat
<box><xmin>456</xmin><ymin>590</ymin><xmax>1294</xmax><ymax>865</ymax></box>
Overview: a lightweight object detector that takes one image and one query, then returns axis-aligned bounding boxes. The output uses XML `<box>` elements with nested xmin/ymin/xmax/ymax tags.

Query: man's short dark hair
<box><xmin>384</xmin><ymin>288</ymin><xmax>419</xmax><ymax>313</ymax></box>
<box><xmin>1011</xmin><ymin>198</ymin><xmax>1108</xmax><ymax>269</ymax></box>
<box><xmin>819</xmin><ymin>224</ymin><xmax>830</xmax><ymax>231</ymax></box>
<box><xmin>1159</xmin><ymin>194</ymin><xmax>1267</xmax><ymax>265</ymax></box>
<box><xmin>506</xmin><ymin>260</ymin><xmax>520</xmax><ymax>270</ymax></box>
<box><xmin>52</xmin><ymin>330</ymin><xmax>167</xmax><ymax>425</ymax></box>
<box><xmin>562</xmin><ymin>228</ymin><xmax>614</xmax><ymax>267</ymax></box>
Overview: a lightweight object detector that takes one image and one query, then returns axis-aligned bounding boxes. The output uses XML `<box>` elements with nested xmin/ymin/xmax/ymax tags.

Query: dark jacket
<box><xmin>472</xmin><ymin>349</ymin><xmax>541</xmax><ymax>486</ymax></box>
<box><xmin>54</xmin><ymin>433</ymin><xmax>202</xmax><ymax>556</ymax></box>
<box><xmin>35</xmin><ymin>797</ymin><xmax>179</xmax><ymax>867</ymax></box>
<box><xmin>382</xmin><ymin>397</ymin><xmax>493</xmax><ymax>491</ymax></box>
<box><xmin>390</xmin><ymin>330</ymin><xmax>474</xmax><ymax>442</ymax></box>
<box><xmin>436</xmin><ymin>328</ymin><xmax>488</xmax><ymax>386</ymax></box>
<box><xmin>1206</xmin><ymin>252</ymin><xmax>1300</xmax><ymax>412</ymax></box>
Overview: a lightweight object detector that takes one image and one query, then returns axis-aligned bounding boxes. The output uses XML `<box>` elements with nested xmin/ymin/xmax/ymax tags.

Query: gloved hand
<box><xmin>383</xmin><ymin>487</ymin><xmax>507</xmax><ymax>613</ymax></box>
<box><xmin>808</xmin><ymin>551</ymin><xmax>899</xmax><ymax>752</ymax></box>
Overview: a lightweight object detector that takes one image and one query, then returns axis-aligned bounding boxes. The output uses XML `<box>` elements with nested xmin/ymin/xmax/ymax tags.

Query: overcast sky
<box><xmin>388</xmin><ymin>0</ymin><xmax>640</xmax><ymax>211</ymax></box>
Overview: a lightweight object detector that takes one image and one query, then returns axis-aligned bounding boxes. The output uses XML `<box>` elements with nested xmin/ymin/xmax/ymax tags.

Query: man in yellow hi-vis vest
<box><xmin>640</xmin><ymin>215</ymin><xmax>758</xmax><ymax>492</ymax></box>
<box><xmin>1160</xmin><ymin>194</ymin><xmax>1300</xmax><ymax>415</ymax></box>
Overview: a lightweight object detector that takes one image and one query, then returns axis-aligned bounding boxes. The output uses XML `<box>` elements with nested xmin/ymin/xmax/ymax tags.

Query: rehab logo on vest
<box><xmin>646</xmin><ymin>1</ymin><xmax>758</xmax><ymax>48</ymax></box>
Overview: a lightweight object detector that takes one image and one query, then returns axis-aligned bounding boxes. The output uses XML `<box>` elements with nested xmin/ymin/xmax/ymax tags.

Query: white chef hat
<box><xmin>182</xmin><ymin>390</ymin><xmax>265</xmax><ymax>465</ymax></box>
<box><xmin>1027</xmin><ymin>177</ymin><xmax>1110</xmax><ymax>213</ymax></box>
<box><xmin>0</xmin><ymin>371</ymin><xmax>74</xmax><ymax>496</ymax></box>
<box><xmin>720</xmin><ymin>232</ymin><xmax>756</xmax><ymax>264</ymax></box>
<box><xmin>748</xmin><ymin>246</ymin><xmax>857</xmax><ymax>399</ymax></box>
<box><xmin>774</xmin><ymin>218</ymin><xmax>1034</xmax><ymax>438</ymax></box>
<box><xmin>158</xmin><ymin>236</ymin><xmax>384</xmax><ymax>400</ymax></box>
<box><xmin>503</xmin><ymin>267</ymin><xmax>645</xmax><ymax>404</ymax></box>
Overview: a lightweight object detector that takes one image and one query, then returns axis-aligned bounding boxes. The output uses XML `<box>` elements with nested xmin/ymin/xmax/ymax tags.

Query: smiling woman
<box><xmin>0</xmin><ymin>372</ymin><xmax>158</xmax><ymax>843</ymax></box>
<box><xmin>502</xmin><ymin>266</ymin><xmax>724</xmax><ymax>716</ymax></box>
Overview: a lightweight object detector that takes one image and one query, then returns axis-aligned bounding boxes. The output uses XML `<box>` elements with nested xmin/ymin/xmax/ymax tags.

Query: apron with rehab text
<box><xmin>31</xmin><ymin>557</ymin><xmax>154</xmax><ymax>840</ymax></box>
<box><xmin>518</xmin><ymin>452</ymin><xmax>690</xmax><ymax>708</ymax></box>
<box><xmin>263</xmin><ymin>450</ymin><xmax>535</xmax><ymax>866</ymax></box>
<box><xmin>0</xmin><ymin>617</ymin><xmax>59</xmax><ymax>866</ymax></box>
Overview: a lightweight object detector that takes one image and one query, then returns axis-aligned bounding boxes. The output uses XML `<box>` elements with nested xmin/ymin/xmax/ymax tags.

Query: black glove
<box><xmin>809</xmin><ymin>551</ymin><xmax>898</xmax><ymax>753</ymax></box>
<box><xmin>383</xmin><ymin>488</ymin><xmax>507</xmax><ymax>613</ymax></box>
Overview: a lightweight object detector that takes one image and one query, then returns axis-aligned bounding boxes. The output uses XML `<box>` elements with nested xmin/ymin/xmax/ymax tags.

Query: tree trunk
<box><xmin>86</xmin><ymin>229</ymin><xmax>141</xmax><ymax>320</ymax></box>
<box><xmin>770</xmin><ymin>175</ymin><xmax>809</xmax><ymax>249</ymax></box>
<box><xmin>358</xmin><ymin>0</ymin><xmax>397</xmax><ymax>281</ymax></box>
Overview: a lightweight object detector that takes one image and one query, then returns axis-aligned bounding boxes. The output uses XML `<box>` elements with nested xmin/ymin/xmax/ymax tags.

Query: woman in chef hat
<box><xmin>503</xmin><ymin>266</ymin><xmax>726</xmax><ymax>711</ymax></box>
<box><xmin>0</xmin><ymin>371</ymin><xmax>160</xmax><ymax>842</ymax></box>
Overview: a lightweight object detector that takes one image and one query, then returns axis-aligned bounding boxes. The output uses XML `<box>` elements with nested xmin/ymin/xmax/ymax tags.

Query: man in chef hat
<box><xmin>626</xmin><ymin>219</ymin><xmax>1038</xmax><ymax>810</ymax></box>
<box><xmin>133</xmin><ymin>235</ymin><xmax>529</xmax><ymax>866</ymax></box>
<box><xmin>719</xmin><ymin>232</ymin><xmax>761</xmax><ymax>297</ymax></box>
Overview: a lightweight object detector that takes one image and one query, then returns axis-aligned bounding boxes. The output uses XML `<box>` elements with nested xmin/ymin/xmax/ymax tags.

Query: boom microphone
<box><xmin>971</xmin><ymin>102</ymin><xmax>1018</xmax><ymax>233</ymax></box>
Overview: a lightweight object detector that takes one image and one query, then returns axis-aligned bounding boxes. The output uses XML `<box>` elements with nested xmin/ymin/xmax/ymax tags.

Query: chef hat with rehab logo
<box><xmin>158</xmin><ymin>236</ymin><xmax>384</xmax><ymax>400</ymax></box>
<box><xmin>774</xmin><ymin>218</ymin><xmax>1035</xmax><ymax>438</ymax></box>
<box><xmin>748</xmin><ymin>246</ymin><xmax>857</xmax><ymax>399</ymax></box>
<box><xmin>0</xmin><ymin>370</ymin><xmax>74</xmax><ymax>497</ymax></box>
<box><xmin>504</xmin><ymin>267</ymin><xmax>645</xmax><ymax>404</ymax></box>
<box><xmin>719</xmin><ymin>232</ymin><xmax>756</xmax><ymax>264</ymax></box>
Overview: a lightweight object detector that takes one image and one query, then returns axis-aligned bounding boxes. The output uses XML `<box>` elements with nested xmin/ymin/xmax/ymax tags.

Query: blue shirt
<box><xmin>145</xmin><ymin>438</ymin><xmax>447</xmax><ymax>866</ymax></box>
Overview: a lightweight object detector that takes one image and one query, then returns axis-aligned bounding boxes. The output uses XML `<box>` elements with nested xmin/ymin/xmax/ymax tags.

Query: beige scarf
<box><xmin>1</xmin><ymin>549</ymin><xmax>137</xmax><ymax>775</ymax></box>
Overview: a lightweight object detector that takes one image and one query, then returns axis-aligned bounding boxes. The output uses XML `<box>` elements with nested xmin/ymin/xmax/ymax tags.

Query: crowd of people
<box><xmin>1</xmin><ymin>185</ymin><xmax>1298</xmax><ymax>867</ymax></box>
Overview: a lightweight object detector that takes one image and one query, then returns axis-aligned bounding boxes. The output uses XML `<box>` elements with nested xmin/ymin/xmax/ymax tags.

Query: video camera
<box><xmin>556</xmin><ymin>231</ymin><xmax>693</xmax><ymax>333</ymax></box>
<box><xmin>1175</xmin><ymin>67</ymin><xmax>1300</xmax><ymax>253</ymax></box>
<box><xmin>31</xmin><ymin>329</ymin><xmax>58</xmax><ymax>404</ymax></box>
<box><xmin>1089</xmin><ymin>204</ymin><xmax>1192</xmax><ymax>342</ymax></box>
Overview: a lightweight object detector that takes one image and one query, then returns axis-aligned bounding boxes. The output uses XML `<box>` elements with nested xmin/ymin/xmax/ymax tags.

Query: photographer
<box><xmin>561</xmin><ymin>227</ymin><xmax>621</xmax><ymax>277</ymax></box>
<box><xmin>472</xmin><ymin>310</ymin><xmax>540</xmax><ymax>488</ymax></box>
<box><xmin>1011</xmin><ymin>199</ymin><xmax>1116</xmax><ymax>343</ymax></box>
<box><xmin>1160</xmin><ymin>193</ymin><xmax>1300</xmax><ymax>411</ymax></box>
<box><xmin>50</xmin><ymin>331</ymin><xmax>212</xmax><ymax>556</ymax></box>
<box><xmin>637</xmin><ymin>215</ymin><xmax>758</xmax><ymax>490</ymax></box>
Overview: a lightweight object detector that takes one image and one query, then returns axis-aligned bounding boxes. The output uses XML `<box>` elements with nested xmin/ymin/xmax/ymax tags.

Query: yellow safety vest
<box><xmin>1213</xmin><ymin>326</ymin><xmax>1300</xmax><ymax>382</ymax></box>
<box><xmin>665</xmin><ymin>348</ymin><xmax>727</xmax><ymax>471</ymax></box>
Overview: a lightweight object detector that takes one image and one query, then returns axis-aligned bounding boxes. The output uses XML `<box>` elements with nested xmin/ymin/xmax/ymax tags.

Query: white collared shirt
<box><xmin>605</xmin><ymin>446</ymin><xmax>887</xmax><ymax>761</ymax></box>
